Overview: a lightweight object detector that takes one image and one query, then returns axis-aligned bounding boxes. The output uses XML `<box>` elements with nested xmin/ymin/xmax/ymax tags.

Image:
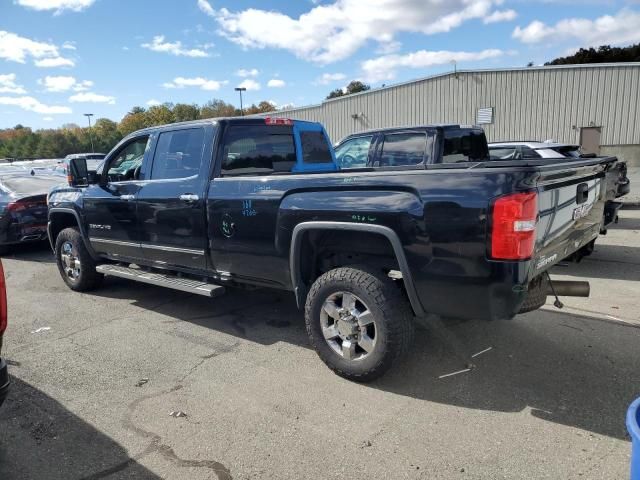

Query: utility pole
<box><xmin>234</xmin><ymin>87</ymin><xmax>247</xmax><ymax>116</ymax></box>
<box><xmin>84</xmin><ymin>113</ymin><xmax>95</xmax><ymax>152</ymax></box>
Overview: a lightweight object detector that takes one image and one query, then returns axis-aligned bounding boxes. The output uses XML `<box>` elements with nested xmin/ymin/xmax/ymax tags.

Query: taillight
<box><xmin>0</xmin><ymin>260</ymin><xmax>6</xmax><ymax>336</ymax></box>
<box><xmin>264</xmin><ymin>117</ymin><xmax>292</xmax><ymax>126</ymax></box>
<box><xmin>490</xmin><ymin>192</ymin><xmax>538</xmax><ymax>260</ymax></box>
<box><xmin>6</xmin><ymin>199</ymin><xmax>44</xmax><ymax>213</ymax></box>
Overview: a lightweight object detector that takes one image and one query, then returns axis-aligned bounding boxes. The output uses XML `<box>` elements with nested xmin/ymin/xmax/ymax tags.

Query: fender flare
<box><xmin>48</xmin><ymin>207</ymin><xmax>99</xmax><ymax>260</ymax></box>
<box><xmin>289</xmin><ymin>221</ymin><xmax>425</xmax><ymax>317</ymax></box>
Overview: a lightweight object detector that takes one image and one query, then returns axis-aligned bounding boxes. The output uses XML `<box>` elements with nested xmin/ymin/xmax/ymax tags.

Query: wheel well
<box><xmin>49</xmin><ymin>212</ymin><xmax>79</xmax><ymax>247</ymax></box>
<box><xmin>297</xmin><ymin>229</ymin><xmax>400</xmax><ymax>287</ymax></box>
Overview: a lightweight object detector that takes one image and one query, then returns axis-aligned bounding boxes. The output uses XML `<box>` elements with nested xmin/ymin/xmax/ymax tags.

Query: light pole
<box><xmin>234</xmin><ymin>87</ymin><xmax>246</xmax><ymax>116</ymax></box>
<box><xmin>84</xmin><ymin>113</ymin><xmax>95</xmax><ymax>152</ymax></box>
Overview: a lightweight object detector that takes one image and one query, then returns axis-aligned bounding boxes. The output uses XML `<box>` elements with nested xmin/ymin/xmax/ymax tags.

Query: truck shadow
<box><xmin>92</xmin><ymin>278</ymin><xmax>639</xmax><ymax>442</ymax></box>
<box><xmin>0</xmin><ymin>376</ymin><xmax>160</xmax><ymax>480</ymax></box>
<box><xmin>554</xmin><ymin>245</ymin><xmax>640</xmax><ymax>282</ymax></box>
<box><xmin>0</xmin><ymin>241</ymin><xmax>54</xmax><ymax>264</ymax></box>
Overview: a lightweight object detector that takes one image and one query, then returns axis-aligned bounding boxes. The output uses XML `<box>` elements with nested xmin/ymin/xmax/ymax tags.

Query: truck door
<box><xmin>83</xmin><ymin>135</ymin><xmax>151</xmax><ymax>260</ymax></box>
<box><xmin>135</xmin><ymin>125</ymin><xmax>213</xmax><ymax>270</ymax></box>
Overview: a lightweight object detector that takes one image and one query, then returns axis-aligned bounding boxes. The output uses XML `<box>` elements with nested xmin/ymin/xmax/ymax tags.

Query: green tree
<box><xmin>546</xmin><ymin>43</ymin><xmax>640</xmax><ymax>65</ymax></box>
<box><xmin>326</xmin><ymin>80</ymin><xmax>370</xmax><ymax>99</ymax></box>
<box><xmin>200</xmin><ymin>99</ymin><xmax>238</xmax><ymax>119</ymax></box>
<box><xmin>173</xmin><ymin>103</ymin><xmax>200</xmax><ymax>122</ymax></box>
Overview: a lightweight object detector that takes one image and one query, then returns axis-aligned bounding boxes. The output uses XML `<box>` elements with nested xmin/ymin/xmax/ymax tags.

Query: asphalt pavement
<box><xmin>0</xmin><ymin>207</ymin><xmax>639</xmax><ymax>479</ymax></box>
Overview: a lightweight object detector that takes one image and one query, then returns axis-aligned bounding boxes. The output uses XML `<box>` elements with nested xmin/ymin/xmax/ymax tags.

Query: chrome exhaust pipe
<box><xmin>546</xmin><ymin>280</ymin><xmax>590</xmax><ymax>298</ymax></box>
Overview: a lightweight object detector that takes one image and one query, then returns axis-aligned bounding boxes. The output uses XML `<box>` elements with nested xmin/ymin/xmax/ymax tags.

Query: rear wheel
<box><xmin>55</xmin><ymin>227</ymin><xmax>103</xmax><ymax>291</ymax></box>
<box><xmin>305</xmin><ymin>266</ymin><xmax>414</xmax><ymax>382</ymax></box>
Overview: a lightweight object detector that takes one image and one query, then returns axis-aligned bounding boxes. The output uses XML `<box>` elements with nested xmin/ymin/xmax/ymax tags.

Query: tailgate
<box><xmin>531</xmin><ymin>163</ymin><xmax>605</xmax><ymax>276</ymax></box>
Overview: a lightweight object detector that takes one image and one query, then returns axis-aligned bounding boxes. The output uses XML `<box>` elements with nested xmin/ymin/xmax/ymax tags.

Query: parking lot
<box><xmin>0</xmin><ymin>203</ymin><xmax>638</xmax><ymax>479</ymax></box>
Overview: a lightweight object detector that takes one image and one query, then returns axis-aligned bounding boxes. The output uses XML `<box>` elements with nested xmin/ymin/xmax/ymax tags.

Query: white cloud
<box><xmin>513</xmin><ymin>9</ymin><xmax>640</xmax><ymax>45</ymax></box>
<box><xmin>146</xmin><ymin>99</ymin><xmax>161</xmax><ymax>106</ymax></box>
<box><xmin>362</xmin><ymin>48</ymin><xmax>505</xmax><ymax>82</ymax></box>
<box><xmin>484</xmin><ymin>9</ymin><xmax>517</xmax><ymax>24</ymax></box>
<box><xmin>314</xmin><ymin>72</ymin><xmax>346</xmax><ymax>85</ymax></box>
<box><xmin>38</xmin><ymin>75</ymin><xmax>93</xmax><ymax>92</ymax></box>
<box><xmin>237</xmin><ymin>79</ymin><xmax>261</xmax><ymax>91</ymax></box>
<box><xmin>42</xmin><ymin>116</ymin><xmax>54</xmax><ymax>121</ymax></box>
<box><xmin>15</xmin><ymin>0</ymin><xmax>96</xmax><ymax>13</ymax></box>
<box><xmin>0</xmin><ymin>95</ymin><xmax>71</xmax><ymax>114</ymax></box>
<box><xmin>34</xmin><ymin>56</ymin><xmax>75</xmax><ymax>68</ymax></box>
<box><xmin>62</xmin><ymin>41</ymin><xmax>76</xmax><ymax>50</ymax></box>
<box><xmin>267</xmin><ymin>79</ymin><xmax>286</xmax><ymax>88</ymax></box>
<box><xmin>236</xmin><ymin>68</ymin><xmax>259</xmax><ymax>77</ymax></box>
<box><xmin>163</xmin><ymin>76</ymin><xmax>226</xmax><ymax>91</ymax></box>
<box><xmin>197</xmin><ymin>0</ymin><xmax>215</xmax><ymax>16</ymax></box>
<box><xmin>198</xmin><ymin>0</ymin><xmax>504</xmax><ymax>64</ymax></box>
<box><xmin>0</xmin><ymin>74</ymin><xmax>27</xmax><ymax>94</ymax></box>
<box><xmin>69</xmin><ymin>92</ymin><xmax>116</xmax><ymax>104</ymax></box>
<box><xmin>39</xmin><ymin>75</ymin><xmax>74</xmax><ymax>91</ymax></box>
<box><xmin>141</xmin><ymin>35</ymin><xmax>210</xmax><ymax>57</ymax></box>
<box><xmin>0</xmin><ymin>30</ymin><xmax>74</xmax><ymax>68</ymax></box>
<box><xmin>375</xmin><ymin>40</ymin><xmax>402</xmax><ymax>55</ymax></box>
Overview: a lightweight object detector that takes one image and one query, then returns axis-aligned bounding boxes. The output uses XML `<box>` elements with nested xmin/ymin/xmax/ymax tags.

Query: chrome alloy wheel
<box><xmin>320</xmin><ymin>291</ymin><xmax>377</xmax><ymax>361</ymax></box>
<box><xmin>61</xmin><ymin>241</ymin><xmax>81</xmax><ymax>280</ymax></box>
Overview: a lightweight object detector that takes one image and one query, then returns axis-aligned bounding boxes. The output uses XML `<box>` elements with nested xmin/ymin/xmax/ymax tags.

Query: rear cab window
<box><xmin>441</xmin><ymin>128</ymin><xmax>489</xmax><ymax>163</ymax></box>
<box><xmin>220</xmin><ymin>122</ymin><xmax>335</xmax><ymax>176</ymax></box>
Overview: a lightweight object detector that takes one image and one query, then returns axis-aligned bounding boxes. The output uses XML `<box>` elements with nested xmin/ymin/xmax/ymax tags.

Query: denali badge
<box><xmin>536</xmin><ymin>254</ymin><xmax>557</xmax><ymax>270</ymax></box>
<box><xmin>89</xmin><ymin>224</ymin><xmax>111</xmax><ymax>230</ymax></box>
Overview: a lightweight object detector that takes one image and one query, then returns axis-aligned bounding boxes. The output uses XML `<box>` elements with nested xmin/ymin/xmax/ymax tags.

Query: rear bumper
<box><xmin>0</xmin><ymin>357</ymin><xmax>9</xmax><ymax>408</ymax></box>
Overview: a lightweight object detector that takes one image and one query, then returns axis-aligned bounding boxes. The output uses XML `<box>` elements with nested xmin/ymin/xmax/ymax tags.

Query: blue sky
<box><xmin>1</xmin><ymin>0</ymin><xmax>639</xmax><ymax>129</ymax></box>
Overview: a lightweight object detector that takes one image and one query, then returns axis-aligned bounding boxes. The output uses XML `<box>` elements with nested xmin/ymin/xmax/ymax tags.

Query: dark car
<box><xmin>0</xmin><ymin>259</ymin><xmax>9</xmax><ymax>407</ymax></box>
<box><xmin>0</xmin><ymin>174</ymin><xmax>64</xmax><ymax>254</ymax></box>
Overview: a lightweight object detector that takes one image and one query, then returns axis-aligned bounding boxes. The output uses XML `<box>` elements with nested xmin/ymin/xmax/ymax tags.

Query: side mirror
<box><xmin>68</xmin><ymin>157</ymin><xmax>89</xmax><ymax>187</ymax></box>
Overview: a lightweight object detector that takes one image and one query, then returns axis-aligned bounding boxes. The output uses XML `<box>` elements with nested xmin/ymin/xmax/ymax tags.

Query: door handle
<box><xmin>179</xmin><ymin>194</ymin><xmax>199</xmax><ymax>202</ymax></box>
<box><xmin>120</xmin><ymin>194</ymin><xmax>135</xmax><ymax>201</ymax></box>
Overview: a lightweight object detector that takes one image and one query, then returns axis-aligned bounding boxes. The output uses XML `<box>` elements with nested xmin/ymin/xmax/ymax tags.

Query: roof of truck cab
<box><xmin>489</xmin><ymin>141</ymin><xmax>579</xmax><ymax>149</ymax></box>
<box><xmin>125</xmin><ymin>117</ymin><xmax>322</xmax><ymax>138</ymax></box>
<box><xmin>336</xmin><ymin>124</ymin><xmax>482</xmax><ymax>144</ymax></box>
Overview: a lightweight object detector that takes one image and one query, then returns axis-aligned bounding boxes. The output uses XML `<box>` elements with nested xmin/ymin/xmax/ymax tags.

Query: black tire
<box><xmin>55</xmin><ymin>227</ymin><xmax>103</xmax><ymax>291</ymax></box>
<box><xmin>305</xmin><ymin>266</ymin><xmax>414</xmax><ymax>382</ymax></box>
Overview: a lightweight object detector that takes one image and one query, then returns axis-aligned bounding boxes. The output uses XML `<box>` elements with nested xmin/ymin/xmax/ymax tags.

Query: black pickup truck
<box><xmin>336</xmin><ymin>124</ymin><xmax>624</xmax><ymax>239</ymax></box>
<box><xmin>48</xmin><ymin>117</ymin><xmax>609</xmax><ymax>381</ymax></box>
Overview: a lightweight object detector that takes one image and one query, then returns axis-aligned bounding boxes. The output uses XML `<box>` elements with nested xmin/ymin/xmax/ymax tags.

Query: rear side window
<box><xmin>489</xmin><ymin>147</ymin><xmax>519</xmax><ymax>160</ymax></box>
<box><xmin>300</xmin><ymin>131</ymin><xmax>333</xmax><ymax>164</ymax></box>
<box><xmin>150</xmin><ymin>128</ymin><xmax>204</xmax><ymax>180</ymax></box>
<box><xmin>442</xmin><ymin>129</ymin><xmax>489</xmax><ymax>163</ymax></box>
<box><xmin>376</xmin><ymin>133</ymin><xmax>426</xmax><ymax>167</ymax></box>
<box><xmin>222</xmin><ymin>125</ymin><xmax>295</xmax><ymax>176</ymax></box>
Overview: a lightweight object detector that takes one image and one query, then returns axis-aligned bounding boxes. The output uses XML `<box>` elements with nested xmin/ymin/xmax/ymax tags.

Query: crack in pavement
<box><xmin>81</xmin><ymin>385</ymin><xmax>232</xmax><ymax>480</ymax></box>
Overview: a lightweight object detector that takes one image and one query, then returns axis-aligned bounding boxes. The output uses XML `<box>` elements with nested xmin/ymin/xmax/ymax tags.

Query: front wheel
<box><xmin>55</xmin><ymin>227</ymin><xmax>103</xmax><ymax>291</ymax></box>
<box><xmin>305</xmin><ymin>267</ymin><xmax>414</xmax><ymax>382</ymax></box>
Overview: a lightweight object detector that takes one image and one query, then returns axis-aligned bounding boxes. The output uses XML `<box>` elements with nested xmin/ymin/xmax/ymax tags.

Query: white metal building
<box><xmin>268</xmin><ymin>63</ymin><xmax>640</xmax><ymax>165</ymax></box>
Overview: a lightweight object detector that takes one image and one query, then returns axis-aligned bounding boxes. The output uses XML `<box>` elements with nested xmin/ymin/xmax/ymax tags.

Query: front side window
<box><xmin>442</xmin><ymin>129</ymin><xmax>489</xmax><ymax>163</ymax></box>
<box><xmin>150</xmin><ymin>128</ymin><xmax>205</xmax><ymax>180</ymax></box>
<box><xmin>335</xmin><ymin>136</ymin><xmax>373</xmax><ymax>168</ymax></box>
<box><xmin>222</xmin><ymin>125</ymin><xmax>295</xmax><ymax>176</ymax></box>
<box><xmin>377</xmin><ymin>133</ymin><xmax>426</xmax><ymax>167</ymax></box>
<box><xmin>107</xmin><ymin>136</ymin><xmax>150</xmax><ymax>181</ymax></box>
